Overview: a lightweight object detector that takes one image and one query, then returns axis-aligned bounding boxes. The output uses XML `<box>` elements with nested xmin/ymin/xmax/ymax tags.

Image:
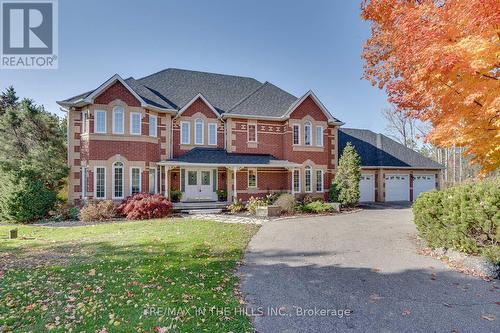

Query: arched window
<box><xmin>304</xmin><ymin>121</ymin><xmax>312</xmax><ymax>146</ymax></box>
<box><xmin>113</xmin><ymin>161</ymin><xmax>124</xmax><ymax>198</ymax></box>
<box><xmin>304</xmin><ymin>166</ymin><xmax>312</xmax><ymax>192</ymax></box>
<box><xmin>195</xmin><ymin>118</ymin><xmax>204</xmax><ymax>144</ymax></box>
<box><xmin>113</xmin><ymin>106</ymin><xmax>124</xmax><ymax>134</ymax></box>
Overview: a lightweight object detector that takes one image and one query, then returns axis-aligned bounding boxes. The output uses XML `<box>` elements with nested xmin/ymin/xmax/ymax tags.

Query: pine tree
<box><xmin>334</xmin><ymin>142</ymin><xmax>361</xmax><ymax>206</ymax></box>
<box><xmin>0</xmin><ymin>86</ymin><xmax>19</xmax><ymax>114</ymax></box>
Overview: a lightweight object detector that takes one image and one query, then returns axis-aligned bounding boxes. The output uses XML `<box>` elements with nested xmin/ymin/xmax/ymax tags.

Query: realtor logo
<box><xmin>1</xmin><ymin>0</ymin><xmax>58</xmax><ymax>69</ymax></box>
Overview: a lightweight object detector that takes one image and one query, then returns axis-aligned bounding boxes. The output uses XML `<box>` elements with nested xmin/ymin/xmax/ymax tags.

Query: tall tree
<box><xmin>361</xmin><ymin>0</ymin><xmax>500</xmax><ymax>174</ymax></box>
<box><xmin>334</xmin><ymin>143</ymin><xmax>362</xmax><ymax>206</ymax></box>
<box><xmin>381</xmin><ymin>107</ymin><xmax>418</xmax><ymax>149</ymax></box>
<box><xmin>0</xmin><ymin>86</ymin><xmax>19</xmax><ymax>114</ymax></box>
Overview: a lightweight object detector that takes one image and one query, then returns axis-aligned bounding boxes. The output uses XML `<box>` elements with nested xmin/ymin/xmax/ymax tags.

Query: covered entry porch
<box><xmin>156</xmin><ymin>148</ymin><xmax>301</xmax><ymax>203</ymax></box>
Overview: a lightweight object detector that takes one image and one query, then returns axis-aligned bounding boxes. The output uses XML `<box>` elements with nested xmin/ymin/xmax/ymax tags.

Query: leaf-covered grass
<box><xmin>0</xmin><ymin>219</ymin><xmax>259</xmax><ymax>332</ymax></box>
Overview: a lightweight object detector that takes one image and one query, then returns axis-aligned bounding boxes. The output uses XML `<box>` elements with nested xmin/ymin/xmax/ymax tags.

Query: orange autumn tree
<box><xmin>361</xmin><ymin>0</ymin><xmax>500</xmax><ymax>173</ymax></box>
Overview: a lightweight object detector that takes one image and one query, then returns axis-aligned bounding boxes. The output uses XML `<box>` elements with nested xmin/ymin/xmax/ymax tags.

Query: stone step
<box><xmin>183</xmin><ymin>209</ymin><xmax>223</xmax><ymax>215</ymax></box>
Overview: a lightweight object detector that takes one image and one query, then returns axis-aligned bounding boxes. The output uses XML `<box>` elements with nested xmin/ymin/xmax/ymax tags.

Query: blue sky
<box><xmin>1</xmin><ymin>0</ymin><xmax>390</xmax><ymax>132</ymax></box>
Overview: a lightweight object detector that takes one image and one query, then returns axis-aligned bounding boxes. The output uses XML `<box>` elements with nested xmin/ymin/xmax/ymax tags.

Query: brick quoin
<box><xmin>94</xmin><ymin>81</ymin><xmax>141</xmax><ymax>107</ymax></box>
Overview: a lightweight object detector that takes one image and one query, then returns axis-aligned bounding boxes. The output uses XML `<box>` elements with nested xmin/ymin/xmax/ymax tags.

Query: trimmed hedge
<box><xmin>412</xmin><ymin>178</ymin><xmax>499</xmax><ymax>263</ymax></box>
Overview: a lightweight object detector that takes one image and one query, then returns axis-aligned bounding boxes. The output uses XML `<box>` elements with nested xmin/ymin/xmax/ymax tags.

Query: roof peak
<box><xmin>136</xmin><ymin>67</ymin><xmax>262</xmax><ymax>83</ymax></box>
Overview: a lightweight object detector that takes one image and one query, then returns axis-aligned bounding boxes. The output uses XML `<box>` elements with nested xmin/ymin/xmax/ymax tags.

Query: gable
<box><xmin>94</xmin><ymin>81</ymin><xmax>142</xmax><ymax>107</ymax></box>
<box><xmin>289</xmin><ymin>96</ymin><xmax>328</xmax><ymax>121</ymax></box>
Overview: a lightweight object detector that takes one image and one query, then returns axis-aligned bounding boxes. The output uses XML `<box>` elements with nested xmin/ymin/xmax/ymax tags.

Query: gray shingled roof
<box><xmin>226</xmin><ymin>81</ymin><xmax>297</xmax><ymax>117</ymax></box>
<box><xmin>338</xmin><ymin>128</ymin><xmax>443</xmax><ymax>169</ymax></box>
<box><xmin>60</xmin><ymin>68</ymin><xmax>341</xmax><ymax>121</ymax></box>
<box><xmin>168</xmin><ymin>148</ymin><xmax>279</xmax><ymax>165</ymax></box>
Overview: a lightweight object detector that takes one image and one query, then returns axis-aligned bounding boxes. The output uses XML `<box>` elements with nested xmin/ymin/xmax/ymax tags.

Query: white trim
<box><xmin>130</xmin><ymin>167</ymin><xmax>142</xmax><ymax>195</ymax></box>
<box><xmin>112</xmin><ymin>106</ymin><xmax>125</xmax><ymax>134</ymax></box>
<box><xmin>194</xmin><ymin>118</ymin><xmax>204</xmax><ymax>145</ymax></box>
<box><xmin>208</xmin><ymin>123</ymin><xmax>217</xmax><ymax>146</ymax></box>
<box><xmin>158</xmin><ymin>161</ymin><xmax>302</xmax><ymax>168</ymax></box>
<box><xmin>361</xmin><ymin>166</ymin><xmax>444</xmax><ymax>170</ymax></box>
<box><xmin>247</xmin><ymin>168</ymin><xmax>258</xmax><ymax>188</ymax></box>
<box><xmin>130</xmin><ymin>112</ymin><xmax>142</xmax><ymax>135</ymax></box>
<box><xmin>292</xmin><ymin>124</ymin><xmax>300</xmax><ymax>145</ymax></box>
<box><xmin>112</xmin><ymin>162</ymin><xmax>125</xmax><ymax>199</ymax></box>
<box><xmin>316</xmin><ymin>126</ymin><xmax>324</xmax><ymax>147</ymax></box>
<box><xmin>149</xmin><ymin>114</ymin><xmax>157</xmax><ymax>137</ymax></box>
<box><xmin>81</xmin><ymin>167</ymin><xmax>87</xmax><ymax>199</ymax></box>
<box><xmin>177</xmin><ymin>93</ymin><xmax>220</xmax><ymax>118</ymax></box>
<box><xmin>305</xmin><ymin>167</ymin><xmax>312</xmax><ymax>193</ymax></box>
<box><xmin>94</xmin><ymin>110</ymin><xmax>107</xmax><ymax>134</ymax></box>
<box><xmin>180</xmin><ymin>121</ymin><xmax>191</xmax><ymax>144</ymax></box>
<box><xmin>292</xmin><ymin>169</ymin><xmax>301</xmax><ymax>194</ymax></box>
<box><xmin>94</xmin><ymin>166</ymin><xmax>106</xmax><ymax>199</ymax></box>
<box><xmin>304</xmin><ymin>121</ymin><xmax>312</xmax><ymax>146</ymax></box>
<box><xmin>316</xmin><ymin>169</ymin><xmax>324</xmax><ymax>193</ymax></box>
<box><xmin>247</xmin><ymin>123</ymin><xmax>257</xmax><ymax>143</ymax></box>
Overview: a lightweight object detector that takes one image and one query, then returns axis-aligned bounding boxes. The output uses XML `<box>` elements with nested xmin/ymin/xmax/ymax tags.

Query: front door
<box><xmin>184</xmin><ymin>169</ymin><xmax>216</xmax><ymax>201</ymax></box>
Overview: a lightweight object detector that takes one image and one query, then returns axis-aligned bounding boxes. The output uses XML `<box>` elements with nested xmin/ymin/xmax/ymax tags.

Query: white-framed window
<box><xmin>149</xmin><ymin>115</ymin><xmax>157</xmax><ymax>137</ymax></box>
<box><xmin>316</xmin><ymin>126</ymin><xmax>323</xmax><ymax>147</ymax></box>
<box><xmin>149</xmin><ymin>167</ymin><xmax>157</xmax><ymax>194</ymax></box>
<box><xmin>248</xmin><ymin>124</ymin><xmax>257</xmax><ymax>142</ymax></box>
<box><xmin>293</xmin><ymin>169</ymin><xmax>300</xmax><ymax>193</ymax></box>
<box><xmin>81</xmin><ymin>110</ymin><xmax>88</xmax><ymax>133</ymax></box>
<box><xmin>94</xmin><ymin>110</ymin><xmax>106</xmax><ymax>134</ymax></box>
<box><xmin>130</xmin><ymin>167</ymin><xmax>141</xmax><ymax>195</ymax></box>
<box><xmin>208</xmin><ymin>123</ymin><xmax>217</xmax><ymax>145</ymax></box>
<box><xmin>94</xmin><ymin>166</ymin><xmax>106</xmax><ymax>199</ymax></box>
<box><xmin>293</xmin><ymin>124</ymin><xmax>300</xmax><ymax>145</ymax></box>
<box><xmin>180</xmin><ymin>121</ymin><xmax>190</xmax><ymax>144</ymax></box>
<box><xmin>195</xmin><ymin>118</ymin><xmax>204</xmax><ymax>144</ymax></box>
<box><xmin>248</xmin><ymin>168</ymin><xmax>257</xmax><ymax>188</ymax></box>
<box><xmin>112</xmin><ymin>162</ymin><xmax>124</xmax><ymax>199</ymax></box>
<box><xmin>304</xmin><ymin>122</ymin><xmax>312</xmax><ymax>146</ymax></box>
<box><xmin>130</xmin><ymin>112</ymin><xmax>141</xmax><ymax>135</ymax></box>
<box><xmin>81</xmin><ymin>167</ymin><xmax>87</xmax><ymax>198</ymax></box>
<box><xmin>113</xmin><ymin>106</ymin><xmax>124</xmax><ymax>134</ymax></box>
<box><xmin>316</xmin><ymin>169</ymin><xmax>324</xmax><ymax>192</ymax></box>
<box><xmin>305</xmin><ymin>167</ymin><xmax>312</xmax><ymax>192</ymax></box>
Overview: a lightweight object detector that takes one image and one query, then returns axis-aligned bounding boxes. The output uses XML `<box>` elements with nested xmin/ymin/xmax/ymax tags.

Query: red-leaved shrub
<box><xmin>117</xmin><ymin>193</ymin><xmax>172</xmax><ymax>220</ymax></box>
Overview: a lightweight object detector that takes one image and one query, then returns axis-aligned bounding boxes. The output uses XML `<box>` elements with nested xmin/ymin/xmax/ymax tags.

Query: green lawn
<box><xmin>0</xmin><ymin>219</ymin><xmax>259</xmax><ymax>332</ymax></box>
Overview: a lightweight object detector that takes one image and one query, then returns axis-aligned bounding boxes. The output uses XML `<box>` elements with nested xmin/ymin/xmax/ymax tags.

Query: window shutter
<box><xmin>213</xmin><ymin>169</ymin><xmax>217</xmax><ymax>192</ymax></box>
<box><xmin>181</xmin><ymin>169</ymin><xmax>185</xmax><ymax>192</ymax></box>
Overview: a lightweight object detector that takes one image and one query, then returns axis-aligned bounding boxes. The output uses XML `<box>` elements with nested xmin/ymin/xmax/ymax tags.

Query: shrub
<box><xmin>296</xmin><ymin>193</ymin><xmax>317</xmax><ymax>205</ymax></box>
<box><xmin>117</xmin><ymin>193</ymin><xmax>172</xmax><ymax>220</ymax></box>
<box><xmin>413</xmin><ymin>178</ymin><xmax>500</xmax><ymax>263</ymax></box>
<box><xmin>334</xmin><ymin>142</ymin><xmax>361</xmax><ymax>206</ymax></box>
<box><xmin>227</xmin><ymin>199</ymin><xmax>245</xmax><ymax>214</ymax></box>
<box><xmin>216</xmin><ymin>189</ymin><xmax>228</xmax><ymax>202</ymax></box>
<box><xmin>80</xmin><ymin>200</ymin><xmax>116</xmax><ymax>222</ymax></box>
<box><xmin>299</xmin><ymin>200</ymin><xmax>334</xmax><ymax>213</ymax></box>
<box><xmin>274</xmin><ymin>193</ymin><xmax>296</xmax><ymax>214</ymax></box>
<box><xmin>246</xmin><ymin>196</ymin><xmax>267</xmax><ymax>214</ymax></box>
<box><xmin>264</xmin><ymin>192</ymin><xmax>280</xmax><ymax>205</ymax></box>
<box><xmin>169</xmin><ymin>189</ymin><xmax>182</xmax><ymax>203</ymax></box>
<box><xmin>0</xmin><ymin>172</ymin><xmax>58</xmax><ymax>223</ymax></box>
<box><xmin>328</xmin><ymin>182</ymin><xmax>339</xmax><ymax>202</ymax></box>
<box><xmin>50</xmin><ymin>203</ymin><xmax>80</xmax><ymax>221</ymax></box>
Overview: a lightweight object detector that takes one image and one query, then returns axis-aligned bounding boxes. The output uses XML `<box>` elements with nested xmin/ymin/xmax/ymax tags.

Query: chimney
<box><xmin>376</xmin><ymin>133</ymin><xmax>382</xmax><ymax>149</ymax></box>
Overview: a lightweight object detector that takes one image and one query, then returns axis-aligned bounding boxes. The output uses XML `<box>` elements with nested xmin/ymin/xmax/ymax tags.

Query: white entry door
<box><xmin>413</xmin><ymin>174</ymin><xmax>436</xmax><ymax>201</ymax></box>
<box><xmin>385</xmin><ymin>174</ymin><xmax>410</xmax><ymax>201</ymax></box>
<box><xmin>184</xmin><ymin>169</ymin><xmax>216</xmax><ymax>201</ymax></box>
<box><xmin>359</xmin><ymin>174</ymin><xmax>375</xmax><ymax>202</ymax></box>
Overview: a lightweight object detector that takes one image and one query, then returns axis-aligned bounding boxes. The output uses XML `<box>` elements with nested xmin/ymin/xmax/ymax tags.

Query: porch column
<box><xmin>233</xmin><ymin>167</ymin><xmax>237</xmax><ymax>202</ymax></box>
<box><xmin>164</xmin><ymin>166</ymin><xmax>169</xmax><ymax>198</ymax></box>
<box><xmin>159</xmin><ymin>165</ymin><xmax>163</xmax><ymax>195</ymax></box>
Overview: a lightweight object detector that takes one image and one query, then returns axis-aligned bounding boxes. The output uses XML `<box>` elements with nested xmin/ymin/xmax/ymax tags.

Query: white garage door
<box><xmin>413</xmin><ymin>174</ymin><xmax>436</xmax><ymax>200</ymax></box>
<box><xmin>385</xmin><ymin>174</ymin><xmax>410</xmax><ymax>201</ymax></box>
<box><xmin>359</xmin><ymin>174</ymin><xmax>375</xmax><ymax>202</ymax></box>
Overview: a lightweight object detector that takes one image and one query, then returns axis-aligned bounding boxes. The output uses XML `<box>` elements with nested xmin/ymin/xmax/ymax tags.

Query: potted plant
<box><xmin>216</xmin><ymin>189</ymin><xmax>228</xmax><ymax>202</ymax></box>
<box><xmin>169</xmin><ymin>189</ymin><xmax>182</xmax><ymax>203</ymax></box>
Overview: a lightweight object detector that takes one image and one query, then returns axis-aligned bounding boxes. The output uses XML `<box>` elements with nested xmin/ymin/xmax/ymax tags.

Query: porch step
<box><xmin>173</xmin><ymin>201</ymin><xmax>228</xmax><ymax>213</ymax></box>
<box><xmin>184</xmin><ymin>208</ymin><xmax>223</xmax><ymax>215</ymax></box>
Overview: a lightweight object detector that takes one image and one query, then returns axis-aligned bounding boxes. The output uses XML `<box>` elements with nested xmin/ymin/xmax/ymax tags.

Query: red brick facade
<box><xmin>94</xmin><ymin>81</ymin><xmax>141</xmax><ymax>107</ymax></box>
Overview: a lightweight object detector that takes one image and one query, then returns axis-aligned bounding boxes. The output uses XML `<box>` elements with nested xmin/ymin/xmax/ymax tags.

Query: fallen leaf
<box><xmin>481</xmin><ymin>314</ymin><xmax>496</xmax><ymax>321</ymax></box>
<box><xmin>88</xmin><ymin>269</ymin><xmax>96</xmax><ymax>276</ymax></box>
<box><xmin>402</xmin><ymin>309</ymin><xmax>411</xmax><ymax>316</ymax></box>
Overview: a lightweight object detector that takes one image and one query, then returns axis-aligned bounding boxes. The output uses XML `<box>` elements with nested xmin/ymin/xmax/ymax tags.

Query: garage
<box><xmin>385</xmin><ymin>174</ymin><xmax>410</xmax><ymax>201</ymax></box>
<box><xmin>413</xmin><ymin>174</ymin><xmax>436</xmax><ymax>200</ymax></box>
<box><xmin>359</xmin><ymin>174</ymin><xmax>375</xmax><ymax>202</ymax></box>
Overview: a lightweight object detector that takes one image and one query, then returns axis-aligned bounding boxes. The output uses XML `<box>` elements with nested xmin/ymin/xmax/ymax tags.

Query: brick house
<box><xmin>58</xmin><ymin>68</ymin><xmax>442</xmax><ymax>204</ymax></box>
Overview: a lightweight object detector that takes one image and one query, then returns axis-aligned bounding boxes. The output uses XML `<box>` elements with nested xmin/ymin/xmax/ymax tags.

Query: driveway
<box><xmin>238</xmin><ymin>205</ymin><xmax>499</xmax><ymax>333</ymax></box>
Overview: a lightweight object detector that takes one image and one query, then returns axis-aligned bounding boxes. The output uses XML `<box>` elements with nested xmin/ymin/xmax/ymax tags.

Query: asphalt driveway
<box><xmin>238</xmin><ymin>205</ymin><xmax>499</xmax><ymax>333</ymax></box>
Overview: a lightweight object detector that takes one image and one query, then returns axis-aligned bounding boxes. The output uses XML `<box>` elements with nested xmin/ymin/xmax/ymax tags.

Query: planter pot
<box><xmin>326</xmin><ymin>202</ymin><xmax>341</xmax><ymax>212</ymax></box>
<box><xmin>255</xmin><ymin>205</ymin><xmax>281</xmax><ymax>217</ymax></box>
